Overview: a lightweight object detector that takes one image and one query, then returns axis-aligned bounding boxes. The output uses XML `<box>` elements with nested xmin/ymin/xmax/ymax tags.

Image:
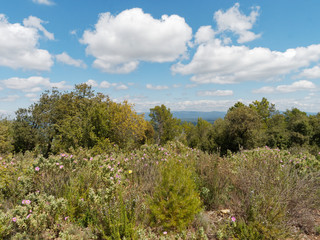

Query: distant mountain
<box><xmin>142</xmin><ymin>111</ymin><xmax>226</xmax><ymax>124</ymax></box>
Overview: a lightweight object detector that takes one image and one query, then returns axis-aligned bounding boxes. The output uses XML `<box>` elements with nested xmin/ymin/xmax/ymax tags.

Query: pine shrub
<box><xmin>148</xmin><ymin>158</ymin><xmax>202</xmax><ymax>231</ymax></box>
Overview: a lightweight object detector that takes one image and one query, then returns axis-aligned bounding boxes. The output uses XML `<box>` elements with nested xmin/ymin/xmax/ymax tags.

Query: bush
<box><xmin>148</xmin><ymin>157</ymin><xmax>202</xmax><ymax>231</ymax></box>
<box><xmin>224</xmin><ymin>147</ymin><xmax>320</xmax><ymax>237</ymax></box>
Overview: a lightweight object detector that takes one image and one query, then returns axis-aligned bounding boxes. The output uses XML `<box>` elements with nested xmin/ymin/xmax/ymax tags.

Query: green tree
<box><xmin>187</xmin><ymin>118</ymin><xmax>212</xmax><ymax>152</ymax></box>
<box><xmin>249</xmin><ymin>97</ymin><xmax>277</xmax><ymax>123</ymax></box>
<box><xmin>12</xmin><ymin>108</ymin><xmax>38</xmax><ymax>153</ymax></box>
<box><xmin>222</xmin><ymin>105</ymin><xmax>262</xmax><ymax>153</ymax></box>
<box><xmin>284</xmin><ymin>108</ymin><xmax>311</xmax><ymax>147</ymax></box>
<box><xmin>0</xmin><ymin>118</ymin><xmax>13</xmax><ymax>154</ymax></box>
<box><xmin>12</xmin><ymin>84</ymin><xmax>149</xmax><ymax>155</ymax></box>
<box><xmin>149</xmin><ymin>105</ymin><xmax>181</xmax><ymax>145</ymax></box>
<box><xmin>265</xmin><ymin>113</ymin><xmax>289</xmax><ymax>149</ymax></box>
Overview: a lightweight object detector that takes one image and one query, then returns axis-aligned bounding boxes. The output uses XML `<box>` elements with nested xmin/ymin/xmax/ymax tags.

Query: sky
<box><xmin>1</xmin><ymin>0</ymin><xmax>320</xmax><ymax>116</ymax></box>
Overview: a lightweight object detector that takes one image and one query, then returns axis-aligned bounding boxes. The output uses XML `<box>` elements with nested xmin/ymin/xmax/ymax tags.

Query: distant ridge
<box><xmin>142</xmin><ymin>111</ymin><xmax>226</xmax><ymax>124</ymax></box>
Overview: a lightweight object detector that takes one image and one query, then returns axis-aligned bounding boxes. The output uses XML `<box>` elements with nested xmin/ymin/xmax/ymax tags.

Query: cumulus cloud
<box><xmin>0</xmin><ymin>14</ymin><xmax>53</xmax><ymax>71</ymax></box>
<box><xmin>32</xmin><ymin>0</ymin><xmax>54</xmax><ymax>6</ymax></box>
<box><xmin>172</xmin><ymin>42</ymin><xmax>320</xmax><ymax>84</ymax></box>
<box><xmin>84</xmin><ymin>79</ymin><xmax>127</xmax><ymax>90</ymax></box>
<box><xmin>195</xmin><ymin>26</ymin><xmax>215</xmax><ymax>44</ymax></box>
<box><xmin>146</xmin><ymin>84</ymin><xmax>169</xmax><ymax>90</ymax></box>
<box><xmin>298</xmin><ymin>65</ymin><xmax>320</xmax><ymax>79</ymax></box>
<box><xmin>23</xmin><ymin>16</ymin><xmax>54</xmax><ymax>40</ymax></box>
<box><xmin>85</xmin><ymin>79</ymin><xmax>99</xmax><ymax>87</ymax></box>
<box><xmin>56</xmin><ymin>52</ymin><xmax>87</xmax><ymax>68</ymax></box>
<box><xmin>100</xmin><ymin>81</ymin><xmax>116</xmax><ymax>88</ymax></box>
<box><xmin>214</xmin><ymin>3</ymin><xmax>261</xmax><ymax>43</ymax></box>
<box><xmin>276</xmin><ymin>80</ymin><xmax>316</xmax><ymax>93</ymax></box>
<box><xmin>253</xmin><ymin>80</ymin><xmax>316</xmax><ymax>94</ymax></box>
<box><xmin>0</xmin><ymin>95</ymin><xmax>19</xmax><ymax>102</ymax></box>
<box><xmin>252</xmin><ymin>86</ymin><xmax>275</xmax><ymax>94</ymax></box>
<box><xmin>197</xmin><ymin>90</ymin><xmax>233</xmax><ymax>96</ymax></box>
<box><xmin>1</xmin><ymin>76</ymin><xmax>71</xmax><ymax>92</ymax></box>
<box><xmin>80</xmin><ymin>8</ymin><xmax>192</xmax><ymax>73</ymax></box>
<box><xmin>115</xmin><ymin>84</ymin><xmax>129</xmax><ymax>90</ymax></box>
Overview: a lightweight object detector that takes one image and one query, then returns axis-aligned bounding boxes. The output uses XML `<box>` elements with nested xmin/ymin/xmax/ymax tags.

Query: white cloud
<box><xmin>0</xmin><ymin>14</ymin><xmax>53</xmax><ymax>71</ymax></box>
<box><xmin>25</xmin><ymin>93</ymin><xmax>37</xmax><ymax>98</ymax></box>
<box><xmin>80</xmin><ymin>8</ymin><xmax>192</xmax><ymax>73</ymax></box>
<box><xmin>32</xmin><ymin>0</ymin><xmax>54</xmax><ymax>6</ymax></box>
<box><xmin>1</xmin><ymin>76</ymin><xmax>71</xmax><ymax>92</ymax></box>
<box><xmin>1</xmin><ymin>95</ymin><xmax>19</xmax><ymax>102</ymax></box>
<box><xmin>23</xmin><ymin>16</ymin><xmax>54</xmax><ymax>40</ymax></box>
<box><xmin>197</xmin><ymin>90</ymin><xmax>233</xmax><ymax>96</ymax></box>
<box><xmin>100</xmin><ymin>81</ymin><xmax>114</xmax><ymax>88</ymax></box>
<box><xmin>87</xmin><ymin>80</ymin><xmax>125</xmax><ymax>89</ymax></box>
<box><xmin>276</xmin><ymin>80</ymin><xmax>316</xmax><ymax>93</ymax></box>
<box><xmin>195</xmin><ymin>26</ymin><xmax>215</xmax><ymax>44</ymax></box>
<box><xmin>115</xmin><ymin>84</ymin><xmax>128</xmax><ymax>90</ymax></box>
<box><xmin>214</xmin><ymin>3</ymin><xmax>261</xmax><ymax>43</ymax></box>
<box><xmin>146</xmin><ymin>84</ymin><xmax>169</xmax><ymax>90</ymax></box>
<box><xmin>298</xmin><ymin>65</ymin><xmax>320</xmax><ymax>79</ymax></box>
<box><xmin>56</xmin><ymin>52</ymin><xmax>87</xmax><ymax>68</ymax></box>
<box><xmin>253</xmin><ymin>80</ymin><xmax>316</xmax><ymax>94</ymax></box>
<box><xmin>172</xmin><ymin>42</ymin><xmax>320</xmax><ymax>84</ymax></box>
<box><xmin>85</xmin><ymin>79</ymin><xmax>98</xmax><ymax>87</ymax></box>
<box><xmin>252</xmin><ymin>86</ymin><xmax>275</xmax><ymax>94</ymax></box>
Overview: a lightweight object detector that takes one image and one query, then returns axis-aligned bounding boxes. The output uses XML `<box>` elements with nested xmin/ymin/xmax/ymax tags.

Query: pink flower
<box><xmin>12</xmin><ymin>217</ymin><xmax>17</xmax><ymax>222</ymax></box>
<box><xmin>22</xmin><ymin>199</ymin><xmax>31</xmax><ymax>205</ymax></box>
<box><xmin>231</xmin><ymin>216</ymin><xmax>236</xmax><ymax>222</ymax></box>
<box><xmin>64</xmin><ymin>216</ymin><xmax>69</xmax><ymax>221</ymax></box>
<box><xmin>35</xmin><ymin>166</ymin><xmax>40</xmax><ymax>171</ymax></box>
<box><xmin>26</xmin><ymin>214</ymin><xmax>31</xmax><ymax>219</ymax></box>
<box><xmin>56</xmin><ymin>163</ymin><xmax>60</xmax><ymax>165</ymax></box>
<box><xmin>163</xmin><ymin>231</ymin><xmax>167</xmax><ymax>235</ymax></box>
<box><xmin>59</xmin><ymin>165</ymin><xmax>64</xmax><ymax>169</ymax></box>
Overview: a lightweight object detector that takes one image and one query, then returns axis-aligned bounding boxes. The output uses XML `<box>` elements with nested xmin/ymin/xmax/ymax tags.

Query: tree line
<box><xmin>1</xmin><ymin>84</ymin><xmax>319</xmax><ymax>156</ymax></box>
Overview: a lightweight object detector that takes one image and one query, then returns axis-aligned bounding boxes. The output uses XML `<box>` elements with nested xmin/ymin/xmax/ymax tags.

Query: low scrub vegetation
<box><xmin>0</xmin><ymin>142</ymin><xmax>319</xmax><ymax>239</ymax></box>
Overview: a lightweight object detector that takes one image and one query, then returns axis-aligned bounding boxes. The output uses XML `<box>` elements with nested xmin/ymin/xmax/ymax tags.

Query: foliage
<box><xmin>148</xmin><ymin>157</ymin><xmax>202</xmax><ymax>231</ymax></box>
<box><xmin>0</xmin><ymin>118</ymin><xmax>13</xmax><ymax>154</ymax></box>
<box><xmin>224</xmin><ymin>148</ymin><xmax>320</xmax><ymax>237</ymax></box>
<box><xmin>149</xmin><ymin>105</ymin><xmax>182</xmax><ymax>145</ymax></box>
<box><xmin>12</xmin><ymin>84</ymin><xmax>149</xmax><ymax>156</ymax></box>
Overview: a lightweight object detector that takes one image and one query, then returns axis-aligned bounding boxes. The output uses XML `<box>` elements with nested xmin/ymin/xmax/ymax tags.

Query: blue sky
<box><xmin>1</xmin><ymin>0</ymin><xmax>320</xmax><ymax>116</ymax></box>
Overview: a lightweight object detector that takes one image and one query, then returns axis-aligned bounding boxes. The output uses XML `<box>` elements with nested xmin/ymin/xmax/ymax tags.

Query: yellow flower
<box><xmin>128</xmin><ymin>170</ymin><xmax>132</xmax><ymax>174</ymax></box>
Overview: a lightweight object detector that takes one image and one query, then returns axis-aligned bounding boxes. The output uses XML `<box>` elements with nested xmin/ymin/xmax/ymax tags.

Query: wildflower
<box><xmin>56</xmin><ymin>162</ymin><xmax>60</xmax><ymax>165</ymax></box>
<box><xmin>26</xmin><ymin>214</ymin><xmax>31</xmax><ymax>219</ymax></box>
<box><xmin>35</xmin><ymin>166</ymin><xmax>40</xmax><ymax>171</ymax></box>
<box><xmin>64</xmin><ymin>216</ymin><xmax>69</xmax><ymax>221</ymax></box>
<box><xmin>12</xmin><ymin>217</ymin><xmax>17</xmax><ymax>222</ymax></box>
<box><xmin>128</xmin><ymin>170</ymin><xmax>132</xmax><ymax>174</ymax></box>
<box><xmin>90</xmin><ymin>157</ymin><xmax>93</xmax><ymax>161</ymax></box>
<box><xmin>61</xmin><ymin>153</ymin><xmax>66</xmax><ymax>157</ymax></box>
<box><xmin>23</xmin><ymin>200</ymin><xmax>31</xmax><ymax>205</ymax></box>
<box><xmin>59</xmin><ymin>165</ymin><xmax>64</xmax><ymax>169</ymax></box>
<box><xmin>163</xmin><ymin>231</ymin><xmax>167</xmax><ymax>235</ymax></box>
<box><xmin>18</xmin><ymin>177</ymin><xmax>21</xmax><ymax>180</ymax></box>
<box><xmin>231</xmin><ymin>216</ymin><xmax>236</xmax><ymax>222</ymax></box>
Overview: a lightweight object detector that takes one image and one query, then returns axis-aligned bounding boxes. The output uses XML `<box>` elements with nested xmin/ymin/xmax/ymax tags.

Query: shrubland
<box><xmin>0</xmin><ymin>85</ymin><xmax>320</xmax><ymax>239</ymax></box>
